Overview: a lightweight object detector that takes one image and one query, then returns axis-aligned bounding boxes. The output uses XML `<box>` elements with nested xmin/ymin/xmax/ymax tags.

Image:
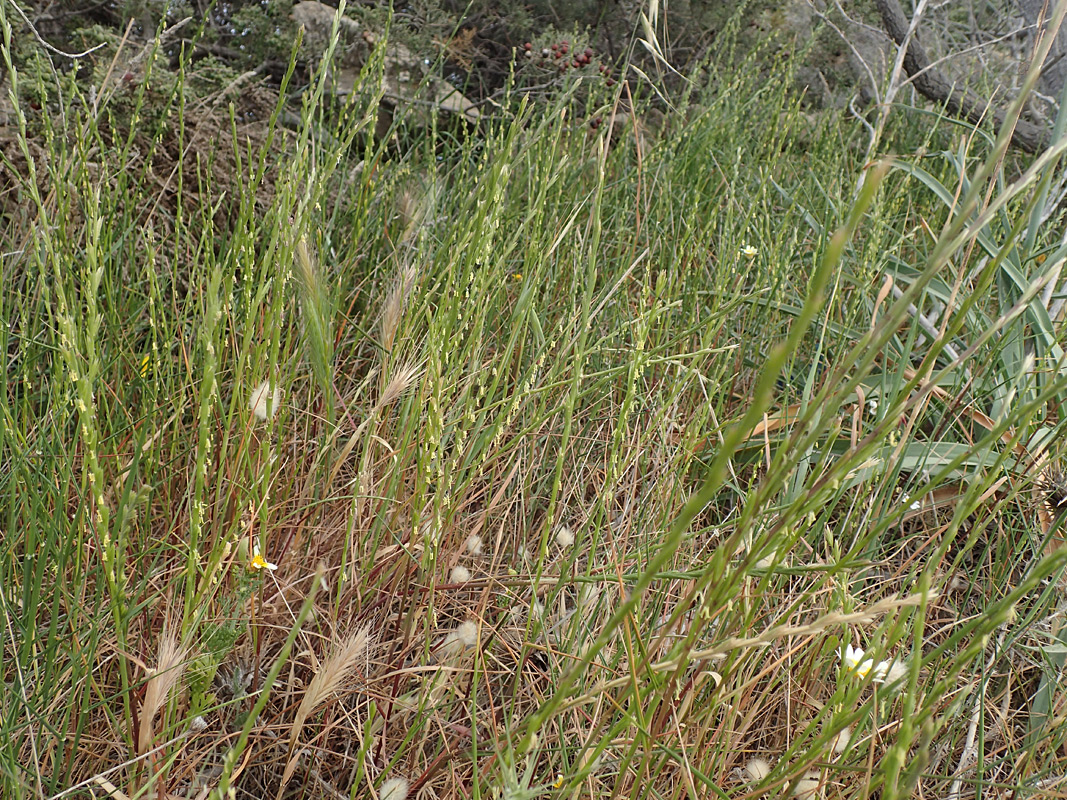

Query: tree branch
<box><xmin>874</xmin><ymin>0</ymin><xmax>1051</xmax><ymax>153</ymax></box>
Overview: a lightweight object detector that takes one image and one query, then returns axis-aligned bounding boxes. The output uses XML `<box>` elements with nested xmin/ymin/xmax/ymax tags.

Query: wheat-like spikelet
<box><xmin>380</xmin><ymin>284</ymin><xmax>405</xmax><ymax>356</ymax></box>
<box><xmin>325</xmin><ymin>362</ymin><xmax>421</xmax><ymax>490</ymax></box>
<box><xmin>277</xmin><ymin>627</ymin><xmax>372</xmax><ymax>797</ymax></box>
<box><xmin>136</xmin><ymin>635</ymin><xmax>188</xmax><ymax>756</ymax></box>
<box><xmin>380</xmin><ymin>262</ymin><xmax>418</xmax><ymax>355</ymax></box>
<box><xmin>294</xmin><ymin>235</ymin><xmax>319</xmax><ymax>296</ymax></box>
<box><xmin>379</xmin><ymin>362</ymin><xmax>421</xmax><ymax>408</ymax></box>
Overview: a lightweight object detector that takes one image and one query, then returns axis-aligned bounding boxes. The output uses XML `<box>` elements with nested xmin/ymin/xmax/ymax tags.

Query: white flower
<box><xmin>740</xmin><ymin>243</ymin><xmax>758</xmax><ymax>258</ymax></box>
<box><xmin>250</xmin><ymin>542</ymin><xmax>277</xmax><ymax>571</ymax></box>
<box><xmin>840</xmin><ymin>644</ymin><xmax>889</xmax><ymax>682</ymax></box>
<box><xmin>867</xmin><ymin>398</ymin><xmax>878</xmax><ymax>415</ymax></box>
<box><xmin>248</xmin><ymin>380</ymin><xmax>280</xmax><ymax>421</ymax></box>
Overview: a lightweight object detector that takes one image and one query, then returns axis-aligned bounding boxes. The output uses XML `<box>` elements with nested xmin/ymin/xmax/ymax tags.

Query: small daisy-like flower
<box><xmin>740</xmin><ymin>243</ymin><xmax>758</xmax><ymax>258</ymax></box>
<box><xmin>512</xmin><ymin>272</ymin><xmax>523</xmax><ymax>281</ymax></box>
<box><xmin>249</xmin><ymin>380</ymin><xmax>280</xmax><ymax>421</ymax></box>
<box><xmin>840</xmin><ymin>643</ymin><xmax>888</xmax><ymax>682</ymax></box>
<box><xmin>250</xmin><ymin>543</ymin><xmax>277</xmax><ymax>572</ymax></box>
<box><xmin>553</xmin><ymin>774</ymin><xmax>564</xmax><ymax>789</ymax></box>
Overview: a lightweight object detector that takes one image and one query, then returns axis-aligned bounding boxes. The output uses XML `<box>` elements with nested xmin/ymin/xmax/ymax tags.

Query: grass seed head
<box><xmin>555</xmin><ymin>524</ymin><xmax>574</xmax><ymax>549</ymax></box>
<box><xmin>380</xmin><ymin>285</ymin><xmax>405</xmax><ymax>355</ymax></box>
<box><xmin>380</xmin><ymin>263</ymin><xmax>419</xmax><ymax>353</ymax></box>
<box><xmin>137</xmin><ymin>635</ymin><xmax>189</xmax><ymax>756</ymax></box>
<box><xmin>278</xmin><ymin>627</ymin><xmax>372</xmax><ymax>796</ymax></box>
<box><xmin>379</xmin><ymin>363</ymin><xmax>421</xmax><ymax>407</ymax></box>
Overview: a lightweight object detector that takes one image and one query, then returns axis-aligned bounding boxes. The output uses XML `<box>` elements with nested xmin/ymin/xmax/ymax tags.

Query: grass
<box><xmin>3</xmin><ymin>3</ymin><xmax>1067</xmax><ymax>799</ymax></box>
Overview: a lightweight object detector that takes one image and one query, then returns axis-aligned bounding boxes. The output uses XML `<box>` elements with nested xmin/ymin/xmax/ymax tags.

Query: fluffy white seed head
<box><xmin>831</xmin><ymin>726</ymin><xmax>851</xmax><ymax>755</ymax></box>
<box><xmin>555</xmin><ymin>525</ymin><xmax>575</xmax><ymax>549</ymax></box>
<box><xmin>744</xmin><ymin>758</ymin><xmax>771</xmax><ymax>782</ymax></box>
<box><xmin>450</xmin><ymin>565</ymin><xmax>471</xmax><ymax>583</ymax></box>
<box><xmin>456</xmin><ymin>620</ymin><xmax>478</xmax><ymax>648</ymax></box>
<box><xmin>380</xmin><ymin>776</ymin><xmax>409</xmax><ymax>800</ymax></box>
<box><xmin>792</xmin><ymin>771</ymin><xmax>821</xmax><ymax>799</ymax></box>
<box><xmin>465</xmin><ymin>534</ymin><xmax>484</xmax><ymax>556</ymax></box>
<box><xmin>248</xmin><ymin>380</ymin><xmax>280</xmax><ymax>421</ymax></box>
<box><xmin>884</xmin><ymin>659</ymin><xmax>909</xmax><ymax>686</ymax></box>
<box><xmin>439</xmin><ymin>620</ymin><xmax>479</xmax><ymax>659</ymax></box>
